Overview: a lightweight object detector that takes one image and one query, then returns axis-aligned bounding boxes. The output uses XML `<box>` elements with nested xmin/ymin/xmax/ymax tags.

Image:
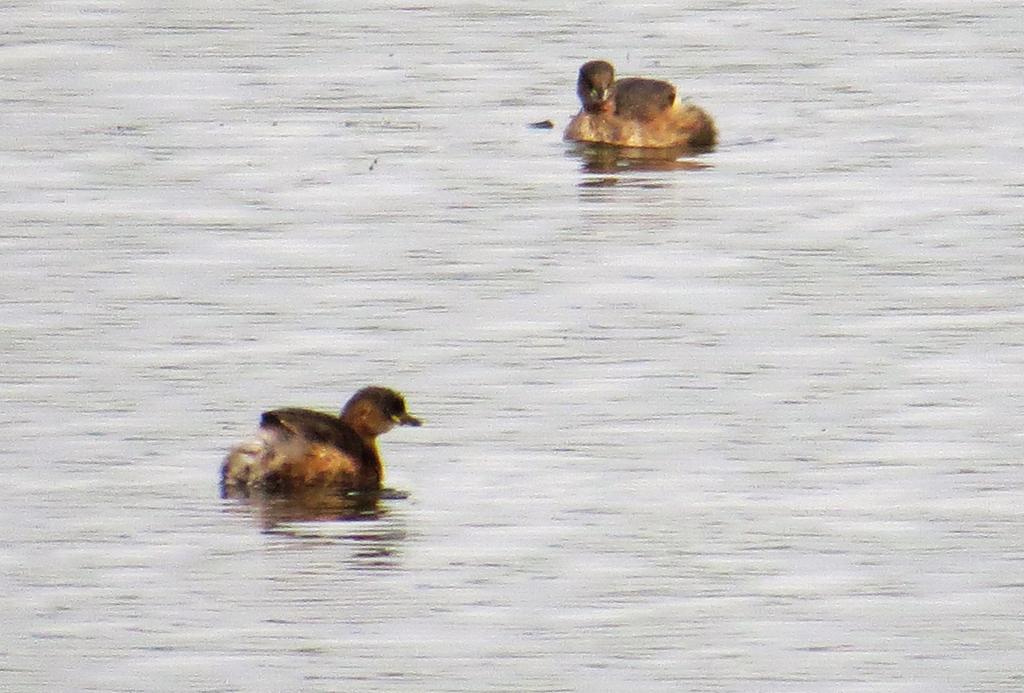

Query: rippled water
<box><xmin>3</xmin><ymin>2</ymin><xmax>1023</xmax><ymax>691</ymax></box>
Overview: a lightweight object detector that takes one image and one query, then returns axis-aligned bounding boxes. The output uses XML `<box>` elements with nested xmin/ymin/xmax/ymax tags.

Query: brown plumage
<box><xmin>564</xmin><ymin>60</ymin><xmax>717</xmax><ymax>149</ymax></box>
<box><xmin>220</xmin><ymin>386</ymin><xmax>421</xmax><ymax>496</ymax></box>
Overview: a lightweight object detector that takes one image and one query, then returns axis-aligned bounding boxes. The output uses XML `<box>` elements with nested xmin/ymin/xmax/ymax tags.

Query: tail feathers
<box><xmin>220</xmin><ymin>429</ymin><xmax>284</xmax><ymax>495</ymax></box>
<box><xmin>677</xmin><ymin>103</ymin><xmax>717</xmax><ymax>148</ymax></box>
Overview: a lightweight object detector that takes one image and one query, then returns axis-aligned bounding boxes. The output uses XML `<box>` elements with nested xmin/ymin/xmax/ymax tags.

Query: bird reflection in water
<box><xmin>222</xmin><ymin>487</ymin><xmax>411</xmax><ymax>569</ymax></box>
<box><xmin>568</xmin><ymin>141</ymin><xmax>712</xmax><ymax>178</ymax></box>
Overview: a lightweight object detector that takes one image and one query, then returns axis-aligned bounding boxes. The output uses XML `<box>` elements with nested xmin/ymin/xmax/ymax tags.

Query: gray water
<box><xmin>3</xmin><ymin>2</ymin><xmax>1023</xmax><ymax>691</ymax></box>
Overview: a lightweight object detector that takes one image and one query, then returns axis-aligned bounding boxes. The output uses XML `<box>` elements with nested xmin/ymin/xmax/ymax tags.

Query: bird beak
<box><xmin>393</xmin><ymin>413</ymin><xmax>422</xmax><ymax>427</ymax></box>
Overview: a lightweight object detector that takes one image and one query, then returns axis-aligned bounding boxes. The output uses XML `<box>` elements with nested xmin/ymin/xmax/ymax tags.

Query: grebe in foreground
<box><xmin>220</xmin><ymin>386</ymin><xmax>421</xmax><ymax>497</ymax></box>
<box><xmin>564</xmin><ymin>60</ymin><xmax>717</xmax><ymax>149</ymax></box>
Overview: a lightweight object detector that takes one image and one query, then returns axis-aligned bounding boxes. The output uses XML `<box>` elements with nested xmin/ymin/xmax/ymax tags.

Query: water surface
<box><xmin>3</xmin><ymin>2</ymin><xmax>1023</xmax><ymax>691</ymax></box>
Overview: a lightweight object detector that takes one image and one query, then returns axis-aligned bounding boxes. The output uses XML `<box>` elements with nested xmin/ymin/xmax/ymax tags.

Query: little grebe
<box><xmin>564</xmin><ymin>60</ymin><xmax>717</xmax><ymax>149</ymax></box>
<box><xmin>220</xmin><ymin>386</ymin><xmax>421</xmax><ymax>496</ymax></box>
